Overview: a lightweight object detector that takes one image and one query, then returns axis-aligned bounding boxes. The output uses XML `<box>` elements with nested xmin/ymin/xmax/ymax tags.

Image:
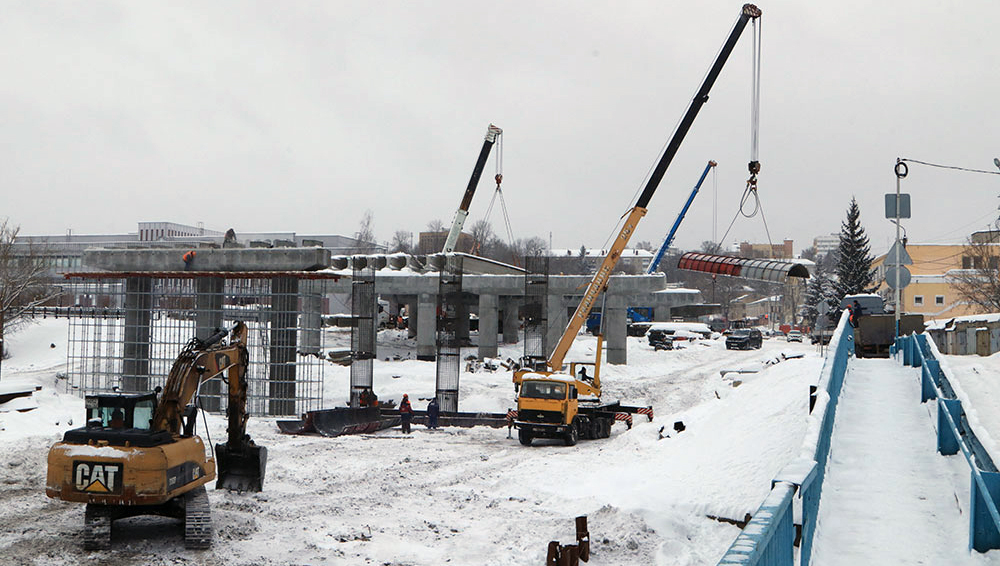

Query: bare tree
<box><xmin>469</xmin><ymin>220</ymin><xmax>494</xmax><ymax>256</ymax></box>
<box><xmin>950</xmin><ymin>234</ymin><xmax>1000</xmax><ymax>313</ymax></box>
<box><xmin>1</xmin><ymin>220</ymin><xmax>58</xmax><ymax>380</ymax></box>
<box><xmin>389</xmin><ymin>230</ymin><xmax>414</xmax><ymax>254</ymax></box>
<box><xmin>352</xmin><ymin>210</ymin><xmax>376</xmax><ymax>253</ymax></box>
<box><xmin>426</xmin><ymin>219</ymin><xmax>445</xmax><ymax>233</ymax></box>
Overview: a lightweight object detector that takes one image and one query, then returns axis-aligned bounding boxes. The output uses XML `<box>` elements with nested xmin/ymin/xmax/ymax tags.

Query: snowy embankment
<box><xmin>0</xmin><ymin>319</ymin><xmax>821</xmax><ymax>566</ymax></box>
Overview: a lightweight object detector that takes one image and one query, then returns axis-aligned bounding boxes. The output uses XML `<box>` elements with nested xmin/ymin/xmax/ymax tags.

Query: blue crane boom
<box><xmin>645</xmin><ymin>160</ymin><xmax>716</xmax><ymax>274</ymax></box>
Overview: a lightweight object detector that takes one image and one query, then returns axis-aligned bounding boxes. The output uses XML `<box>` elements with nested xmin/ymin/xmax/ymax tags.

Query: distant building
<box><xmin>738</xmin><ymin>239</ymin><xmax>794</xmax><ymax>259</ymax></box>
<box><xmin>416</xmin><ymin>231</ymin><xmax>474</xmax><ymax>255</ymax></box>
<box><xmin>812</xmin><ymin>233</ymin><xmax>839</xmax><ymax>257</ymax></box>
<box><xmin>871</xmin><ymin>230</ymin><xmax>999</xmax><ymax>320</ymax></box>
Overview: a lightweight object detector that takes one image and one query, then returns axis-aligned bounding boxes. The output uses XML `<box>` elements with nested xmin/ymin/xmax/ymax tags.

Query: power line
<box><xmin>901</xmin><ymin>158</ymin><xmax>1000</xmax><ymax>176</ymax></box>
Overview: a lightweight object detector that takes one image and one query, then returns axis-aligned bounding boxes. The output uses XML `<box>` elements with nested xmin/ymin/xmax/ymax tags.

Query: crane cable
<box><xmin>476</xmin><ymin>133</ymin><xmax>518</xmax><ymax>260</ymax></box>
<box><xmin>717</xmin><ymin>17</ymin><xmax>775</xmax><ymax>253</ymax></box>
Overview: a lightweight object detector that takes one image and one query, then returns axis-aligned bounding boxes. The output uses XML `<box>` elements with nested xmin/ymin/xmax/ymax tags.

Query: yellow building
<box><xmin>872</xmin><ymin>234</ymin><xmax>999</xmax><ymax>320</ymax></box>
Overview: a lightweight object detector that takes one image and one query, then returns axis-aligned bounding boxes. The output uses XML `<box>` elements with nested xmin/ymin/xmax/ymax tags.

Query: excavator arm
<box><xmin>150</xmin><ymin>321</ymin><xmax>266</xmax><ymax>492</ymax></box>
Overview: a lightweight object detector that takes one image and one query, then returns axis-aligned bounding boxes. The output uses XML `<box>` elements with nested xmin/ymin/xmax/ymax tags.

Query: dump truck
<box><xmin>841</xmin><ymin>294</ymin><xmax>924</xmax><ymax>358</ymax></box>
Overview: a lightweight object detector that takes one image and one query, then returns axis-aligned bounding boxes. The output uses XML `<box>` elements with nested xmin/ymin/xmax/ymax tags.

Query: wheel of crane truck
<box><xmin>599</xmin><ymin>418</ymin><xmax>612</xmax><ymax>439</ymax></box>
<box><xmin>564</xmin><ymin>422</ymin><xmax>579</xmax><ymax>446</ymax></box>
<box><xmin>588</xmin><ymin>419</ymin><xmax>601</xmax><ymax>440</ymax></box>
<box><xmin>518</xmin><ymin>428</ymin><xmax>533</xmax><ymax>446</ymax></box>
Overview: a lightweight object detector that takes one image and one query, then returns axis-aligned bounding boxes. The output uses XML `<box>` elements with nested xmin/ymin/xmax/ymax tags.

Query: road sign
<box><xmin>884</xmin><ymin>240</ymin><xmax>913</xmax><ymax>266</ymax></box>
<box><xmin>885</xmin><ymin>265</ymin><xmax>911</xmax><ymax>289</ymax></box>
<box><xmin>885</xmin><ymin>193</ymin><xmax>911</xmax><ymax>219</ymax></box>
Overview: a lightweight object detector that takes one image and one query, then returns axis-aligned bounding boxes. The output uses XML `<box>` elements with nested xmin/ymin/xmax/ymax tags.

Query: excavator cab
<box><xmin>85</xmin><ymin>393</ymin><xmax>157</xmax><ymax>430</ymax></box>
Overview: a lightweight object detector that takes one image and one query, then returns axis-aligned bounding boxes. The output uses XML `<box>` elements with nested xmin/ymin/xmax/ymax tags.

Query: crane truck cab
<box><xmin>513</xmin><ymin>369</ymin><xmax>614</xmax><ymax>447</ymax></box>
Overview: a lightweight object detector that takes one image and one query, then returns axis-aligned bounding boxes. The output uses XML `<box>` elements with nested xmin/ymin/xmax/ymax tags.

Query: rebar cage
<box><xmin>64</xmin><ymin>272</ymin><xmax>334</xmax><ymax>417</ymax></box>
<box><xmin>436</xmin><ymin>255</ymin><xmax>464</xmax><ymax>412</ymax></box>
<box><xmin>349</xmin><ymin>261</ymin><xmax>376</xmax><ymax>407</ymax></box>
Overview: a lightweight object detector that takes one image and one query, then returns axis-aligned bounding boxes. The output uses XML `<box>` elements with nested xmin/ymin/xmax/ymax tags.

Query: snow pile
<box><xmin>0</xmin><ymin>318</ymin><xmax>824</xmax><ymax>565</ymax></box>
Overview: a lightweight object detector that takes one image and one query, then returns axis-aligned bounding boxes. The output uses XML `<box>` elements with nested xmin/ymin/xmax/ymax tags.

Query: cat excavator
<box><xmin>46</xmin><ymin>322</ymin><xmax>266</xmax><ymax>550</ymax></box>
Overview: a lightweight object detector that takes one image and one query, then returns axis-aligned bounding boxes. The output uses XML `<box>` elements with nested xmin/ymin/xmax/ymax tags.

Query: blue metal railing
<box><xmin>716</xmin><ymin>313</ymin><xmax>852</xmax><ymax>566</ymax></box>
<box><xmin>896</xmin><ymin>333</ymin><xmax>1000</xmax><ymax>552</ymax></box>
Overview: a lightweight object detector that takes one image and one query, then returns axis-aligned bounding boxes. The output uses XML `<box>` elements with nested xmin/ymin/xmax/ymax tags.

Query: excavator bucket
<box><xmin>215</xmin><ymin>442</ymin><xmax>267</xmax><ymax>492</ymax></box>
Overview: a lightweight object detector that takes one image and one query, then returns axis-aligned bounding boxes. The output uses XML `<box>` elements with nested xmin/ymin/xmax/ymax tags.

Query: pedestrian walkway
<box><xmin>810</xmin><ymin>358</ymin><xmax>982</xmax><ymax>565</ymax></box>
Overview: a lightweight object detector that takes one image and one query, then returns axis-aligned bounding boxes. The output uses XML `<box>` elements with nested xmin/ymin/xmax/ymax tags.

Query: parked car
<box><xmin>786</xmin><ymin>330</ymin><xmax>803</xmax><ymax>342</ymax></box>
<box><xmin>726</xmin><ymin>328</ymin><xmax>763</xmax><ymax>350</ymax></box>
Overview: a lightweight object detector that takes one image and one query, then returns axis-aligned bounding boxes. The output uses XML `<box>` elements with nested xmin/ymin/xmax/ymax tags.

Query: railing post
<box><xmin>971</xmin><ymin>471</ymin><xmax>1000</xmax><ymax>552</ymax></box>
<box><xmin>903</xmin><ymin>335</ymin><xmax>912</xmax><ymax>366</ymax></box>
<box><xmin>921</xmin><ymin>362</ymin><xmax>938</xmax><ymax>403</ymax></box>
<box><xmin>938</xmin><ymin>398</ymin><xmax>963</xmax><ymax>456</ymax></box>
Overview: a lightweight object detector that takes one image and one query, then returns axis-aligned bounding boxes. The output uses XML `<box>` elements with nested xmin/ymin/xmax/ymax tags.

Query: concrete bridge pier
<box><xmin>501</xmin><ymin>296</ymin><xmax>519</xmax><ymax>344</ymax></box>
<box><xmin>417</xmin><ymin>293</ymin><xmax>436</xmax><ymax>361</ymax></box>
<box><xmin>605</xmin><ymin>294</ymin><xmax>627</xmax><ymax>365</ymax></box>
<box><xmin>478</xmin><ymin>294</ymin><xmax>498</xmax><ymax>358</ymax></box>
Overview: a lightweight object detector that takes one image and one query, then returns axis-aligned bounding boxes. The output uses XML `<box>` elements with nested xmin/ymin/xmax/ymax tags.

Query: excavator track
<box><xmin>184</xmin><ymin>486</ymin><xmax>212</xmax><ymax>549</ymax></box>
<box><xmin>83</xmin><ymin>505</ymin><xmax>112</xmax><ymax>550</ymax></box>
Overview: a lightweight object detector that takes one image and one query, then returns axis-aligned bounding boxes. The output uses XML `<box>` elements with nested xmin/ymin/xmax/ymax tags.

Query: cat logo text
<box><xmin>73</xmin><ymin>461</ymin><xmax>123</xmax><ymax>494</ymax></box>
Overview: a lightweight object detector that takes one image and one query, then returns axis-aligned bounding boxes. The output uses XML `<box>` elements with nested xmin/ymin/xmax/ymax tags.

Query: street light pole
<box><xmin>894</xmin><ymin>158</ymin><xmax>906</xmax><ymax>338</ymax></box>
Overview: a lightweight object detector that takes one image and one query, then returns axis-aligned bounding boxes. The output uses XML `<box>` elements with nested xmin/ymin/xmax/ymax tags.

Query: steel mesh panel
<box><xmin>66</xmin><ymin>274</ymin><xmax>326</xmax><ymax>417</ymax></box>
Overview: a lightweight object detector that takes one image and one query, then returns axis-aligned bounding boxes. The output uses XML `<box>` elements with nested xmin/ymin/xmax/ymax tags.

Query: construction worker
<box><xmin>110</xmin><ymin>409</ymin><xmax>125</xmax><ymax>429</ymax></box>
<box><xmin>182</xmin><ymin>250</ymin><xmax>196</xmax><ymax>270</ymax></box>
<box><xmin>399</xmin><ymin>394</ymin><xmax>413</xmax><ymax>434</ymax></box>
<box><xmin>426</xmin><ymin>397</ymin><xmax>440</xmax><ymax>429</ymax></box>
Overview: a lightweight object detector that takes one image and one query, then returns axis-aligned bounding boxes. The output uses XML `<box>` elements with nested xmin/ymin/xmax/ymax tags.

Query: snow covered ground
<box><xmin>0</xmin><ymin>319</ymin><xmax>826</xmax><ymax>565</ymax></box>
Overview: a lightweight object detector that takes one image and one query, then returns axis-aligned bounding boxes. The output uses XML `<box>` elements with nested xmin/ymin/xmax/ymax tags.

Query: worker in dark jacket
<box><xmin>399</xmin><ymin>394</ymin><xmax>414</xmax><ymax>434</ymax></box>
<box><xmin>426</xmin><ymin>397</ymin><xmax>440</xmax><ymax>429</ymax></box>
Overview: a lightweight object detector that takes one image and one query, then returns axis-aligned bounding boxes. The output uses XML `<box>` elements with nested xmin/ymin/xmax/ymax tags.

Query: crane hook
<box><xmin>495</xmin><ymin>173</ymin><xmax>503</xmax><ymax>188</ymax></box>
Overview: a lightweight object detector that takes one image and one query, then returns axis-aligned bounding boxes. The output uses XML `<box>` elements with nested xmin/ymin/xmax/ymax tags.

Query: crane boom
<box><xmin>443</xmin><ymin>124</ymin><xmax>503</xmax><ymax>253</ymax></box>
<box><xmin>548</xmin><ymin>4</ymin><xmax>761</xmax><ymax>372</ymax></box>
<box><xmin>646</xmin><ymin>160</ymin><xmax>717</xmax><ymax>274</ymax></box>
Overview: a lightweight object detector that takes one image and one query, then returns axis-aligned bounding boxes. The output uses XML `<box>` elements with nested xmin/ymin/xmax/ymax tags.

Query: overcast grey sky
<box><xmin>3</xmin><ymin>1</ymin><xmax>998</xmax><ymax>255</ymax></box>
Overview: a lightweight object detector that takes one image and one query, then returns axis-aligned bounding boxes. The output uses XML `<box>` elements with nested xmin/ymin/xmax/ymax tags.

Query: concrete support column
<box><xmin>456</xmin><ymin>300</ymin><xmax>471</xmax><ymax>345</ymax></box>
<box><xmin>406</xmin><ymin>297</ymin><xmax>418</xmax><ymax>339</ymax></box>
<box><xmin>606</xmin><ymin>293</ymin><xmax>627</xmax><ymax>365</ymax></box>
<box><xmin>478</xmin><ymin>294</ymin><xmax>499</xmax><ymax>358</ymax></box>
<box><xmin>501</xmin><ymin>296</ymin><xmax>519</xmax><ymax>344</ymax></box>
<box><xmin>195</xmin><ymin>277</ymin><xmax>225</xmax><ymax>412</ymax></box>
<box><xmin>546</xmin><ymin>294</ymin><xmax>567</xmax><ymax>363</ymax></box>
<box><xmin>269</xmin><ymin>277</ymin><xmax>299</xmax><ymax>416</ymax></box>
<box><xmin>417</xmin><ymin>293</ymin><xmax>436</xmax><ymax>361</ymax></box>
<box><xmin>122</xmin><ymin>277</ymin><xmax>152</xmax><ymax>392</ymax></box>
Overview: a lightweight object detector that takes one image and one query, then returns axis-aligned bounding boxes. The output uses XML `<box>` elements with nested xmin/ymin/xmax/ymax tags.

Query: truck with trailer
<box><xmin>511</xmin><ymin>4</ymin><xmax>762</xmax><ymax>446</ymax></box>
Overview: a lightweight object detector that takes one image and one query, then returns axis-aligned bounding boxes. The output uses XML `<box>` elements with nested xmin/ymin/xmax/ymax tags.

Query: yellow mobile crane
<box><xmin>512</xmin><ymin>4</ymin><xmax>762</xmax><ymax>446</ymax></box>
<box><xmin>46</xmin><ymin>322</ymin><xmax>266</xmax><ymax>549</ymax></box>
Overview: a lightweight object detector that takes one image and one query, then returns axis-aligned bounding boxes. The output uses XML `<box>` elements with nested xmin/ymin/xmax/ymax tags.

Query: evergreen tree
<box><xmin>834</xmin><ymin>197</ymin><xmax>875</xmax><ymax>300</ymax></box>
